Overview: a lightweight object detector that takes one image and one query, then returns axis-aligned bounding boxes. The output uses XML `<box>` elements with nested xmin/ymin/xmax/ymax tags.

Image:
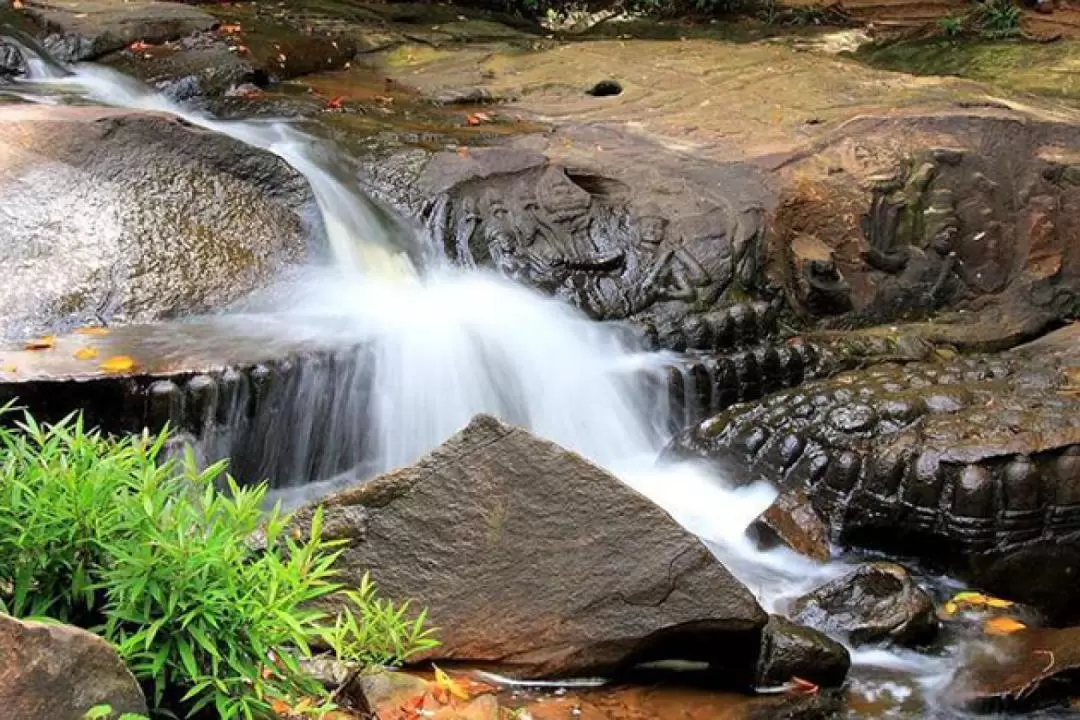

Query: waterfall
<box><xmin>7</xmin><ymin>46</ymin><xmax>959</xmax><ymax>707</ymax></box>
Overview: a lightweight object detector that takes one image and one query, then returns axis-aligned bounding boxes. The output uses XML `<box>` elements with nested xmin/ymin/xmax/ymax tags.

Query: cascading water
<box><xmin>6</xmin><ymin>44</ymin><xmax>974</xmax><ymax>715</ymax></box>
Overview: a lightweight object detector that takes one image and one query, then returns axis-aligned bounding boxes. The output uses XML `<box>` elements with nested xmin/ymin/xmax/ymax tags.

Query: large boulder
<box><xmin>0</xmin><ymin>613</ymin><xmax>147</xmax><ymax>720</ymax></box>
<box><xmin>296</xmin><ymin>414</ymin><xmax>768</xmax><ymax>681</ymax></box>
<box><xmin>0</xmin><ymin>103</ymin><xmax>313</xmax><ymax>338</ymax></box>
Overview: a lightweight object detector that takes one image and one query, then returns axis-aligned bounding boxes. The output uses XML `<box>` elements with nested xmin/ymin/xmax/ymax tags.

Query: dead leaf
<box><xmin>457</xmin><ymin>146</ymin><xmax>471</xmax><ymax>158</ymax></box>
<box><xmin>984</xmin><ymin>617</ymin><xmax>1027</xmax><ymax>635</ymax></box>
<box><xmin>100</xmin><ymin>355</ymin><xmax>136</xmax><ymax>373</ymax></box>
<box><xmin>11</xmin><ymin>0</ymin><xmax>23</xmax><ymax>9</ymax></box>
<box><xmin>433</xmin><ymin>665</ymin><xmax>470</xmax><ymax>701</ymax></box>
<box><xmin>790</xmin><ymin>676</ymin><xmax>819</xmax><ymax>695</ymax></box>
<box><xmin>74</xmin><ymin>326</ymin><xmax>110</xmax><ymax>336</ymax></box>
<box><xmin>466</xmin><ymin>114</ymin><xmax>482</xmax><ymax>126</ymax></box>
<box><xmin>73</xmin><ymin>347</ymin><xmax>99</xmax><ymax>361</ymax></box>
<box><xmin>25</xmin><ymin>336</ymin><xmax>56</xmax><ymax>351</ymax></box>
<box><xmin>326</xmin><ymin>96</ymin><xmax>344</xmax><ymax>110</ymax></box>
<box><xmin>0</xmin><ymin>364</ymin><xmax>16</xmax><ymax>374</ymax></box>
<box><xmin>375</xmin><ymin>95</ymin><xmax>394</xmax><ymax>104</ymax></box>
<box><xmin>269</xmin><ymin>698</ymin><xmax>291</xmax><ymax>715</ymax></box>
<box><xmin>219</xmin><ymin>23</ymin><xmax>242</xmax><ymax>34</ymax></box>
<box><xmin>129</xmin><ymin>40</ymin><xmax>151</xmax><ymax>52</ymax></box>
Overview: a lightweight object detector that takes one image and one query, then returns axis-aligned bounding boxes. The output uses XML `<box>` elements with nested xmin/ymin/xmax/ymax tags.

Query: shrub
<box><xmin>975</xmin><ymin>0</ymin><xmax>1021</xmax><ymax>37</ymax></box>
<box><xmin>0</xmin><ymin>411</ymin><xmax>437</xmax><ymax>719</ymax></box>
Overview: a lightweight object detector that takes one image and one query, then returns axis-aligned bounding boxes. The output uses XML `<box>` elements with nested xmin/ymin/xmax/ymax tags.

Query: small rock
<box><xmin>0</xmin><ymin>613</ymin><xmax>148</xmax><ymax>720</ymax></box>
<box><xmin>790</xmin><ymin>563</ymin><xmax>938</xmax><ymax>646</ymax></box>
<box><xmin>586</xmin><ymin>79</ymin><xmax>622</xmax><ymax>97</ymax></box>
<box><xmin>354</xmin><ymin>668</ymin><xmax>431</xmax><ymax>716</ymax></box>
<box><xmin>755</xmin><ymin>615</ymin><xmax>851</xmax><ymax>688</ymax></box>
<box><xmin>948</xmin><ymin>626</ymin><xmax>1080</xmax><ymax>711</ymax></box>
<box><xmin>748</xmin><ymin>488</ymin><xmax>831</xmax><ymax>562</ymax></box>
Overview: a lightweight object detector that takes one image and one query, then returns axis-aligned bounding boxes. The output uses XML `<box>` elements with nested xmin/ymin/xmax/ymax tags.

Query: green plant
<box><xmin>83</xmin><ymin>705</ymin><xmax>150</xmax><ymax>720</ymax></box>
<box><xmin>320</xmin><ymin>572</ymin><xmax>439</xmax><ymax>667</ymax></box>
<box><xmin>0</xmin><ymin>412</ymin><xmax>438</xmax><ymax>720</ymax></box>
<box><xmin>975</xmin><ymin>0</ymin><xmax>1021</xmax><ymax>37</ymax></box>
<box><xmin>937</xmin><ymin>13</ymin><xmax>964</xmax><ymax>35</ymax></box>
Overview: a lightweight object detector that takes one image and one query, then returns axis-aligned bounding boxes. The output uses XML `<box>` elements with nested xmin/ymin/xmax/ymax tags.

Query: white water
<box><xmin>8</xmin><ymin>51</ymin><xmax>961</xmax><ymax>710</ymax></box>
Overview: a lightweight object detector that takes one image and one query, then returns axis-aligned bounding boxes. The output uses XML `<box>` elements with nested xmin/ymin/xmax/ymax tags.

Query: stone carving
<box><xmin>424</xmin><ymin>163</ymin><xmax>770</xmax><ymax>347</ymax></box>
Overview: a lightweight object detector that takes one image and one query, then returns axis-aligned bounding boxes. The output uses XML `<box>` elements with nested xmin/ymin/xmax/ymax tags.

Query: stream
<box><xmin>3</xmin><ymin>39</ymin><xmax>1045</xmax><ymax>719</ymax></box>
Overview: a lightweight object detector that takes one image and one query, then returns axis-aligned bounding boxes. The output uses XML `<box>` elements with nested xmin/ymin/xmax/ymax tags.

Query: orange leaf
<box><xmin>129</xmin><ymin>40</ymin><xmax>151</xmax><ymax>52</ymax></box>
<box><xmin>985</xmin><ymin>617</ymin><xmax>1027</xmax><ymax>635</ymax></box>
<box><xmin>73</xmin><ymin>347</ymin><xmax>99</xmax><ymax>361</ymax></box>
<box><xmin>100</xmin><ymin>355</ymin><xmax>136</xmax><ymax>373</ymax></box>
<box><xmin>219</xmin><ymin>23</ymin><xmax>243</xmax><ymax>34</ymax></box>
<box><xmin>466</xmin><ymin>114</ymin><xmax>481</xmax><ymax>126</ymax></box>
<box><xmin>25</xmin><ymin>336</ymin><xmax>55</xmax><ymax>350</ymax></box>
<box><xmin>270</xmin><ymin>698</ymin><xmax>291</xmax><ymax>714</ymax></box>
<box><xmin>790</xmin><ymin>676</ymin><xmax>819</xmax><ymax>695</ymax></box>
<box><xmin>326</xmin><ymin>96</ymin><xmax>344</xmax><ymax>110</ymax></box>
<box><xmin>457</xmin><ymin>146</ymin><xmax>471</xmax><ymax>158</ymax></box>
<box><xmin>235</xmin><ymin>44</ymin><xmax>250</xmax><ymax>54</ymax></box>
<box><xmin>74</xmin><ymin>326</ymin><xmax>110</xmax><ymax>336</ymax></box>
<box><xmin>12</xmin><ymin>0</ymin><xmax>23</xmax><ymax>9</ymax></box>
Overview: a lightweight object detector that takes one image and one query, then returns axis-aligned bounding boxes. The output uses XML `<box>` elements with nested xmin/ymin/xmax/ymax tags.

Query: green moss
<box><xmin>851</xmin><ymin>38</ymin><xmax>1080</xmax><ymax>103</ymax></box>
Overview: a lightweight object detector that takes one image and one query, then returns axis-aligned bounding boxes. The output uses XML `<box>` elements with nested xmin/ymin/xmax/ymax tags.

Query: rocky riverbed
<box><xmin>4</xmin><ymin>0</ymin><xmax>1080</xmax><ymax>717</ymax></box>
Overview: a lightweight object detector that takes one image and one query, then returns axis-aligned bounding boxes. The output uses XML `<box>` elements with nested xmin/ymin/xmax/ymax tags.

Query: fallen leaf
<box><xmin>375</xmin><ymin>95</ymin><xmax>394</xmax><ymax>104</ymax></box>
<box><xmin>473</xmin><ymin>111</ymin><xmax>492</xmax><ymax>122</ymax></box>
<box><xmin>11</xmin><ymin>0</ymin><xmax>23</xmax><ymax>9</ymax></box>
<box><xmin>466</xmin><ymin>114</ymin><xmax>482</xmax><ymax>126</ymax></box>
<box><xmin>25</xmin><ymin>336</ymin><xmax>56</xmax><ymax>350</ymax></box>
<box><xmin>942</xmin><ymin>601</ymin><xmax>958</xmax><ymax>616</ymax></box>
<box><xmin>235</xmin><ymin>44</ymin><xmax>250</xmax><ymax>54</ymax></box>
<box><xmin>219</xmin><ymin>23</ymin><xmax>243</xmax><ymax>34</ymax></box>
<box><xmin>984</xmin><ymin>617</ymin><xmax>1027</xmax><ymax>635</ymax></box>
<box><xmin>457</xmin><ymin>145</ymin><xmax>471</xmax><ymax>158</ymax></box>
<box><xmin>100</xmin><ymin>355</ymin><xmax>136</xmax><ymax>373</ymax></box>
<box><xmin>73</xmin><ymin>347</ymin><xmax>99</xmax><ymax>361</ymax></box>
<box><xmin>129</xmin><ymin>40</ymin><xmax>151</xmax><ymax>52</ymax></box>
<box><xmin>433</xmin><ymin>664</ymin><xmax>470</xmax><ymax>701</ymax></box>
<box><xmin>0</xmin><ymin>364</ymin><xmax>16</xmax><ymax>374</ymax></box>
<box><xmin>326</xmin><ymin>96</ymin><xmax>344</xmax><ymax>110</ymax></box>
<box><xmin>790</xmin><ymin>676</ymin><xmax>819</xmax><ymax>695</ymax></box>
<box><xmin>270</xmin><ymin>698</ymin><xmax>291</xmax><ymax>714</ymax></box>
<box><xmin>75</xmin><ymin>327</ymin><xmax>111</xmax><ymax>337</ymax></box>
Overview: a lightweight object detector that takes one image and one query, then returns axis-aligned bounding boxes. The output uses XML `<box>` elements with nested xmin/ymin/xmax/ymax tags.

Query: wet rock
<box><xmin>790</xmin><ymin>563</ymin><xmax>937</xmax><ymax>646</ymax></box>
<box><xmin>755</xmin><ymin>615</ymin><xmax>851</xmax><ymax>689</ymax></box>
<box><xmin>19</xmin><ymin>0</ymin><xmax>215</xmax><ymax>62</ymax></box>
<box><xmin>0</xmin><ymin>103</ymin><xmax>313</xmax><ymax>338</ymax></box>
<box><xmin>0</xmin><ymin>40</ymin><xmax>26</xmax><ymax>77</ymax></box>
<box><xmin>295</xmin><ymin>414</ymin><xmax>768</xmax><ymax>680</ymax></box>
<box><xmin>749</xmin><ymin>488</ymin><xmax>831</xmax><ymax>562</ymax></box>
<box><xmin>0</xmin><ymin>613</ymin><xmax>148</xmax><ymax>719</ymax></box>
<box><xmin>671</xmin><ymin>332</ymin><xmax>1080</xmax><ymax>622</ymax></box>
<box><xmin>948</xmin><ymin>626</ymin><xmax>1080</xmax><ymax>712</ymax></box>
<box><xmin>354</xmin><ymin>669</ymin><xmax>431</xmax><ymax>716</ymax></box>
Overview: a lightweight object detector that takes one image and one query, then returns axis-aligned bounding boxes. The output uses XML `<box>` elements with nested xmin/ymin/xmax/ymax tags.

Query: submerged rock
<box><xmin>755</xmin><ymin>615</ymin><xmax>850</xmax><ymax>689</ymax></box>
<box><xmin>0</xmin><ymin>613</ymin><xmax>148</xmax><ymax>720</ymax></box>
<box><xmin>295</xmin><ymin>414</ymin><xmax>768</xmax><ymax>680</ymax></box>
<box><xmin>790</xmin><ymin>563</ymin><xmax>937</xmax><ymax>647</ymax></box>
<box><xmin>0</xmin><ymin>103</ymin><xmax>313</xmax><ymax>338</ymax></box>
<box><xmin>948</xmin><ymin>626</ymin><xmax>1080</xmax><ymax>712</ymax></box>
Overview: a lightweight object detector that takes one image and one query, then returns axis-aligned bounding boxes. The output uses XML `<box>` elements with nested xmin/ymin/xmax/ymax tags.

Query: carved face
<box><xmin>537</xmin><ymin>169</ymin><xmax>591</xmax><ymax>222</ymax></box>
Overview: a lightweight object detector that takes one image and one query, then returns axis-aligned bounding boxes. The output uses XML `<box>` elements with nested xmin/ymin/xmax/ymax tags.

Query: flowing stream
<box><xmin>5</xmin><ymin>44</ymin><xmax>977</xmax><ymax>716</ymax></box>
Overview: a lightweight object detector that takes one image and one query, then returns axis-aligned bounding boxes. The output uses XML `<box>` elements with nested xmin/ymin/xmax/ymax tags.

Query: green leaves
<box><xmin>0</xmin><ymin>412</ymin><xmax>438</xmax><ymax>720</ymax></box>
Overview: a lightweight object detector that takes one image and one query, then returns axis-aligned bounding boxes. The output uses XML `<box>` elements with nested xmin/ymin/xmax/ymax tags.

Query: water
<box><xmin>4</xmin><ymin>44</ymin><xmax>980</xmax><ymax>716</ymax></box>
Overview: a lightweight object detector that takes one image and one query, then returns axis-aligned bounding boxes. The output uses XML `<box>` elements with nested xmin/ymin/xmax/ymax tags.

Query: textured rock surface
<box><xmin>748</xmin><ymin>488</ymin><xmax>831</xmax><ymax>562</ymax></box>
<box><xmin>296</xmin><ymin>414</ymin><xmax>767</xmax><ymax>680</ymax></box>
<box><xmin>671</xmin><ymin>325</ymin><xmax>1080</xmax><ymax>621</ymax></box>
<box><xmin>0</xmin><ymin>613</ymin><xmax>147</xmax><ymax>720</ymax></box>
<box><xmin>0</xmin><ymin>104</ymin><xmax>313</xmax><ymax>338</ymax></box>
<box><xmin>789</xmin><ymin>563</ymin><xmax>938</xmax><ymax>647</ymax></box>
<box><xmin>755</xmin><ymin>615</ymin><xmax>850</xmax><ymax>689</ymax></box>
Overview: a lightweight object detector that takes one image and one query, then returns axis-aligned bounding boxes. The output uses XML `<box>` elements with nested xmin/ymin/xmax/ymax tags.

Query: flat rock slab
<box><xmin>0</xmin><ymin>613</ymin><xmax>147</xmax><ymax>720</ymax></box>
<box><xmin>21</xmin><ymin>0</ymin><xmax>216</xmax><ymax>61</ymax></box>
<box><xmin>299</xmin><ymin>414</ymin><xmax>767</xmax><ymax>680</ymax></box>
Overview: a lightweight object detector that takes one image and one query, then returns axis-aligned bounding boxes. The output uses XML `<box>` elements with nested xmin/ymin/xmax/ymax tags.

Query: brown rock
<box><xmin>353</xmin><ymin>669</ymin><xmax>430</xmax><ymax>716</ymax></box>
<box><xmin>948</xmin><ymin>626</ymin><xmax>1080</xmax><ymax>712</ymax></box>
<box><xmin>0</xmin><ymin>613</ymin><xmax>147</xmax><ymax>720</ymax></box>
<box><xmin>755</xmin><ymin>615</ymin><xmax>850</xmax><ymax>689</ymax></box>
<box><xmin>748</xmin><ymin>488</ymin><xmax>831</xmax><ymax>562</ymax></box>
<box><xmin>298</xmin><ymin>414</ymin><xmax>767</xmax><ymax>680</ymax></box>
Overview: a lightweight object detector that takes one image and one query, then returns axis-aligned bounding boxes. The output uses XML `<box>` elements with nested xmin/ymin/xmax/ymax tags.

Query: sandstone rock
<box><xmin>755</xmin><ymin>615</ymin><xmax>850</xmax><ymax>689</ymax></box>
<box><xmin>354</xmin><ymin>669</ymin><xmax>431</xmax><ymax>716</ymax></box>
<box><xmin>0</xmin><ymin>613</ymin><xmax>147</xmax><ymax>720</ymax></box>
<box><xmin>20</xmin><ymin>0</ymin><xmax>216</xmax><ymax>62</ymax></box>
<box><xmin>948</xmin><ymin>626</ymin><xmax>1080</xmax><ymax>712</ymax></box>
<box><xmin>296</xmin><ymin>414</ymin><xmax>767</xmax><ymax>680</ymax></box>
<box><xmin>790</xmin><ymin>563</ymin><xmax>937</xmax><ymax>647</ymax></box>
<box><xmin>748</xmin><ymin>488</ymin><xmax>831</xmax><ymax>562</ymax></box>
<box><xmin>0</xmin><ymin>103</ymin><xmax>313</xmax><ymax>338</ymax></box>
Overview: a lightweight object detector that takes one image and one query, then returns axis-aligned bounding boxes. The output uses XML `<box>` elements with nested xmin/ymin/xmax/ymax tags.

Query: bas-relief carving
<box><xmin>425</xmin><ymin>164</ymin><xmax>768</xmax><ymax>329</ymax></box>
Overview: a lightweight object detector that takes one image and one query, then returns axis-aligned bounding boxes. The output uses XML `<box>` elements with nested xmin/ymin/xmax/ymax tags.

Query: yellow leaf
<box><xmin>0</xmin><ymin>364</ymin><xmax>16</xmax><ymax>374</ymax></box>
<box><xmin>984</xmin><ymin>617</ymin><xmax>1026</xmax><ymax>635</ymax></box>
<box><xmin>73</xmin><ymin>347</ymin><xmax>99</xmax><ymax>360</ymax></box>
<box><xmin>433</xmin><ymin>664</ymin><xmax>470</xmax><ymax>701</ymax></box>
<box><xmin>74</xmin><ymin>326</ymin><xmax>111</xmax><ymax>336</ymax></box>
<box><xmin>984</xmin><ymin>596</ymin><xmax>1015</xmax><ymax>609</ymax></box>
<box><xmin>24</xmin><ymin>335</ymin><xmax>55</xmax><ymax>350</ymax></box>
<box><xmin>942</xmin><ymin>601</ymin><xmax>958</xmax><ymax>616</ymax></box>
<box><xmin>100</xmin><ymin>355</ymin><xmax>136</xmax><ymax>373</ymax></box>
<box><xmin>952</xmin><ymin>591</ymin><xmax>987</xmax><ymax>604</ymax></box>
